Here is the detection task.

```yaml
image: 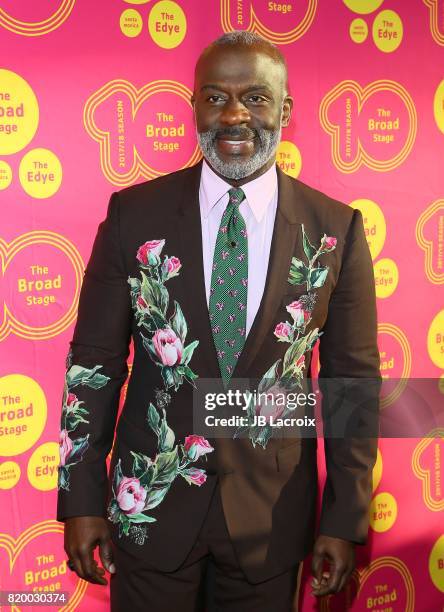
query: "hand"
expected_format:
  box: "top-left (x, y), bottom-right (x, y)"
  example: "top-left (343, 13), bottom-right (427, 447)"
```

top-left (311, 535), bottom-right (355, 597)
top-left (64, 516), bottom-right (115, 585)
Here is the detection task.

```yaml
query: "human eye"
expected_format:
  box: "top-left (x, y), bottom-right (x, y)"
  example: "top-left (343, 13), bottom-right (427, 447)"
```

top-left (246, 94), bottom-right (269, 104)
top-left (206, 94), bottom-right (226, 103)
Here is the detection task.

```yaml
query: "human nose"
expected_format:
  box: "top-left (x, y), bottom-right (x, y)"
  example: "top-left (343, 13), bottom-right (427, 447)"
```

top-left (219, 98), bottom-right (251, 125)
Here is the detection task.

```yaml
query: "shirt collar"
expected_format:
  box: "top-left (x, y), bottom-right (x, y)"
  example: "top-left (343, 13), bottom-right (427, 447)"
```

top-left (200, 159), bottom-right (278, 223)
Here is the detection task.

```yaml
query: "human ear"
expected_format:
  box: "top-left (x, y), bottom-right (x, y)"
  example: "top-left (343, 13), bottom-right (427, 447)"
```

top-left (281, 95), bottom-right (293, 128)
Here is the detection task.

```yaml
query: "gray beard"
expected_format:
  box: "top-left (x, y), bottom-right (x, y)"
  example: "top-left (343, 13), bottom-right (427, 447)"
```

top-left (197, 126), bottom-right (282, 180)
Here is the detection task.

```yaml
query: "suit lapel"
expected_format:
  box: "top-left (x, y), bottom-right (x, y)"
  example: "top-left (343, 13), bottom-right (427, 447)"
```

top-left (173, 161), bottom-right (222, 381)
top-left (233, 167), bottom-right (301, 380)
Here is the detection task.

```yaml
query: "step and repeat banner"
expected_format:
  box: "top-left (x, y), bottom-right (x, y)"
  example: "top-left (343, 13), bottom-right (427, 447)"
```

top-left (0, 1), bottom-right (443, 610)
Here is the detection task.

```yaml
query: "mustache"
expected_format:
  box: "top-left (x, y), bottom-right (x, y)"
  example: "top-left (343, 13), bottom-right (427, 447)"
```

top-left (209, 127), bottom-right (257, 140)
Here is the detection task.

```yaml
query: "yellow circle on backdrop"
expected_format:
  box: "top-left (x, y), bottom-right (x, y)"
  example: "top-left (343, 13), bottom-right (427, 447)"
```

top-left (0, 460), bottom-right (21, 489)
top-left (374, 257), bottom-right (399, 298)
top-left (372, 10), bottom-right (403, 53)
top-left (0, 160), bottom-right (12, 189)
top-left (369, 492), bottom-right (397, 532)
top-left (350, 18), bottom-right (368, 43)
top-left (0, 374), bottom-right (47, 456)
top-left (19, 147), bottom-right (62, 198)
top-left (28, 441), bottom-right (59, 491)
top-left (349, 199), bottom-right (386, 259)
top-left (372, 447), bottom-right (382, 492)
top-left (120, 9), bottom-right (143, 37)
top-left (276, 141), bottom-right (302, 178)
top-left (429, 535), bottom-right (444, 593)
top-left (433, 80), bottom-right (444, 135)
top-left (343, 0), bottom-right (384, 14)
top-left (0, 69), bottom-right (39, 155)
top-left (148, 1), bottom-right (186, 49)
top-left (427, 310), bottom-right (444, 369)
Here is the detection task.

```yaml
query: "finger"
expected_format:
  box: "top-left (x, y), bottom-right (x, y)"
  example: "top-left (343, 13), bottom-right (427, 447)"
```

top-left (316, 563), bottom-right (345, 596)
top-left (78, 547), bottom-right (108, 585)
top-left (69, 556), bottom-right (86, 581)
top-left (311, 574), bottom-right (329, 595)
top-left (311, 551), bottom-right (324, 584)
top-left (99, 536), bottom-right (116, 574)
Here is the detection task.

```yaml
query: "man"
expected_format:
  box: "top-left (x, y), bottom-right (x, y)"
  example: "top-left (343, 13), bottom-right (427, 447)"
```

top-left (57, 31), bottom-right (380, 611)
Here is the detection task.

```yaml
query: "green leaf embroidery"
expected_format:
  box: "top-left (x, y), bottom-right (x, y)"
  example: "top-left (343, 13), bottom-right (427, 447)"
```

top-left (128, 513), bottom-right (157, 524)
top-left (153, 448), bottom-right (180, 485)
top-left (288, 257), bottom-right (309, 285)
top-left (309, 266), bottom-right (328, 289)
top-left (158, 413), bottom-right (175, 452)
top-left (147, 403), bottom-right (160, 434)
top-left (180, 340), bottom-right (199, 365)
top-left (302, 225), bottom-right (318, 261)
top-left (66, 364), bottom-right (110, 390)
top-left (257, 359), bottom-right (281, 394)
top-left (144, 486), bottom-right (171, 510)
top-left (113, 458), bottom-right (123, 494)
top-left (66, 434), bottom-right (90, 464)
top-left (170, 300), bottom-right (187, 343)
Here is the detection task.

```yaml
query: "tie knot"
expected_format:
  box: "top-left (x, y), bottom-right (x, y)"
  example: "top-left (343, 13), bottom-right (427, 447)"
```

top-left (228, 187), bottom-right (245, 207)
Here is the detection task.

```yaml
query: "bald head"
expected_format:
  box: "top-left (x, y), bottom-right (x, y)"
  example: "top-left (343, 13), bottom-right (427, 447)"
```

top-left (195, 30), bottom-right (289, 95)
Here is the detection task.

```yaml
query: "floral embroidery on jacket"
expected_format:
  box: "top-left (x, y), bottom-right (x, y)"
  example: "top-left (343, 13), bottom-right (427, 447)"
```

top-left (107, 239), bottom-right (213, 545)
top-left (128, 239), bottom-right (199, 391)
top-left (234, 226), bottom-right (337, 449)
top-left (58, 360), bottom-right (111, 491)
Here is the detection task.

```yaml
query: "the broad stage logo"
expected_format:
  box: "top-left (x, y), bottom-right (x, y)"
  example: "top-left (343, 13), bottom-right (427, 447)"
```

top-left (84, 79), bottom-right (201, 186)
top-left (320, 80), bottom-right (417, 172)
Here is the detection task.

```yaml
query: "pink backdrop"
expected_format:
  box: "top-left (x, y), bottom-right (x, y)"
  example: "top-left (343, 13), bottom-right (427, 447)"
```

top-left (0, 1), bottom-right (443, 610)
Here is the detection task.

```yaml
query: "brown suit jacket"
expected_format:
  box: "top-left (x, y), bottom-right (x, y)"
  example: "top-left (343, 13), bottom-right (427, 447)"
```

top-left (57, 161), bottom-right (380, 583)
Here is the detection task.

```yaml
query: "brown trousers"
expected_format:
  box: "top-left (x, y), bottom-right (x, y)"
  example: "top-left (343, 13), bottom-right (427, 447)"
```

top-left (110, 482), bottom-right (302, 612)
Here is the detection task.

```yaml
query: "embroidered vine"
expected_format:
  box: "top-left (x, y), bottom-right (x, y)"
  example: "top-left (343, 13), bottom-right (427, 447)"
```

top-left (58, 357), bottom-right (111, 491)
top-left (107, 239), bottom-right (213, 545)
top-left (234, 226), bottom-right (337, 449)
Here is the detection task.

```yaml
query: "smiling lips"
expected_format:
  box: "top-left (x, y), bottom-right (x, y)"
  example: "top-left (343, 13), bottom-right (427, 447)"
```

top-left (216, 135), bottom-right (256, 155)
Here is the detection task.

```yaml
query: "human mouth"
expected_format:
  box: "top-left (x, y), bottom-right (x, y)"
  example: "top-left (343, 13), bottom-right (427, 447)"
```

top-left (216, 136), bottom-right (256, 155)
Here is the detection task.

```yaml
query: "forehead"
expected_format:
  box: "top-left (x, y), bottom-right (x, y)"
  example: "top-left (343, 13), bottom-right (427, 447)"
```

top-left (194, 45), bottom-right (286, 93)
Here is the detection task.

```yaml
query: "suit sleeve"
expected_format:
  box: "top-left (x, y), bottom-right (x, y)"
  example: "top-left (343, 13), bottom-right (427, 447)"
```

top-left (318, 208), bottom-right (381, 544)
top-left (57, 192), bottom-right (132, 521)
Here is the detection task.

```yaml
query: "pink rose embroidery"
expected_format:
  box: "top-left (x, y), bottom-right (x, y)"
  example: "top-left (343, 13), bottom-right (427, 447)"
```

top-left (184, 435), bottom-right (214, 460)
top-left (66, 393), bottom-right (77, 407)
top-left (137, 295), bottom-right (149, 311)
top-left (274, 321), bottom-right (292, 341)
top-left (320, 235), bottom-right (337, 252)
top-left (136, 239), bottom-right (165, 265)
top-left (59, 429), bottom-right (73, 466)
top-left (162, 256), bottom-right (182, 280)
top-left (152, 327), bottom-right (183, 366)
top-left (255, 384), bottom-right (287, 424)
top-left (286, 300), bottom-right (311, 328)
top-left (183, 468), bottom-right (207, 486)
top-left (116, 477), bottom-right (147, 514)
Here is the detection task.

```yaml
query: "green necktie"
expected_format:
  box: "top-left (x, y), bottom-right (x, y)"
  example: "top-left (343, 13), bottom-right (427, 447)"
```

top-left (209, 187), bottom-right (248, 386)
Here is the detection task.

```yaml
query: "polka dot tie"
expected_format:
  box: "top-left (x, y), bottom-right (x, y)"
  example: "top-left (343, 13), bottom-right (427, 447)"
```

top-left (209, 187), bottom-right (248, 386)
